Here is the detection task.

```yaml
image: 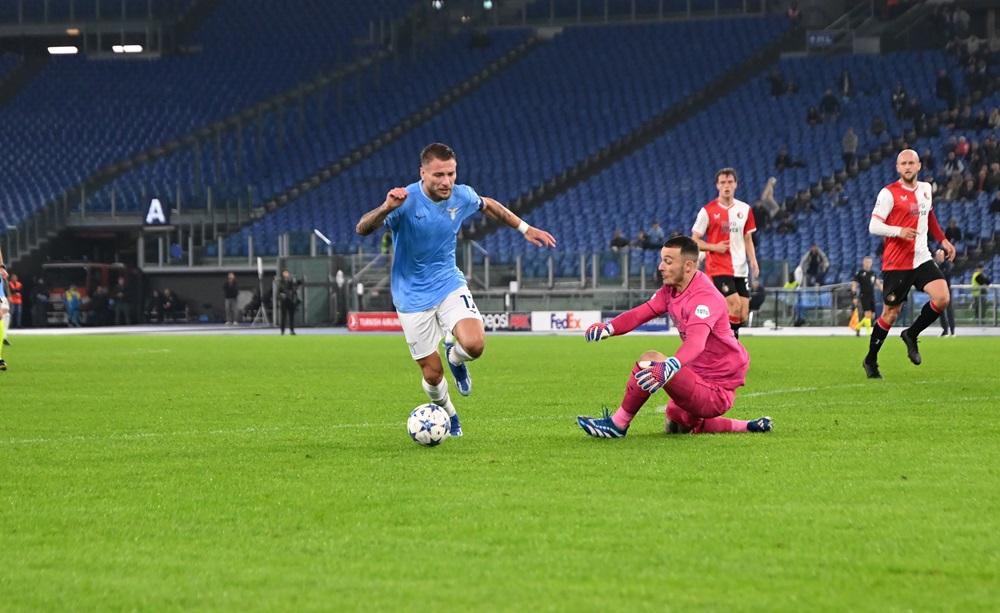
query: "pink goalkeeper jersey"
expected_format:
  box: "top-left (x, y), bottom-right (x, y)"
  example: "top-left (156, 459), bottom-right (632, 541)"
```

top-left (646, 271), bottom-right (749, 389)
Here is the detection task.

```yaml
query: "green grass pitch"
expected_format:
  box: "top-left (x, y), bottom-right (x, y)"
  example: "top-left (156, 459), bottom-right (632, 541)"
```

top-left (2, 334), bottom-right (999, 611)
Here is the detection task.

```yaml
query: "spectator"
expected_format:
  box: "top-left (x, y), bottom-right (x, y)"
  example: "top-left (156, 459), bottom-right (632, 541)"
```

top-left (934, 249), bottom-right (956, 336)
top-left (111, 275), bottom-right (132, 325)
top-left (30, 278), bottom-right (48, 327)
top-left (64, 285), bottom-right (82, 327)
top-left (989, 107), bottom-right (1000, 130)
top-left (632, 230), bottom-right (650, 250)
top-left (954, 136), bottom-right (970, 157)
top-left (146, 290), bottom-right (164, 323)
top-left (838, 68), bottom-right (853, 100)
top-left (842, 127), bottom-right (858, 168)
top-left (223, 272), bottom-right (240, 325)
top-left (942, 151), bottom-right (965, 177)
top-left (921, 148), bottom-right (937, 175)
top-left (990, 192), bottom-right (1000, 214)
top-left (89, 285), bottom-right (110, 326)
top-left (768, 70), bottom-right (787, 97)
top-left (891, 83), bottom-right (908, 117)
top-left (806, 106), bottom-right (821, 126)
top-left (7, 273), bottom-right (22, 328)
top-left (775, 146), bottom-right (805, 170)
top-left (758, 176), bottom-right (780, 220)
top-left (941, 172), bottom-right (964, 201)
top-left (944, 218), bottom-right (963, 244)
top-left (798, 244), bottom-right (829, 287)
top-left (277, 270), bottom-right (301, 335)
top-left (647, 222), bottom-right (665, 246)
top-left (819, 88), bottom-right (840, 118)
top-left (610, 229), bottom-right (630, 252)
top-left (983, 162), bottom-right (1000, 193)
top-left (958, 175), bottom-right (978, 201)
top-left (869, 116), bottom-right (886, 140)
top-left (786, 0), bottom-right (801, 25)
top-left (935, 69), bottom-right (956, 109)
top-left (162, 288), bottom-right (183, 322)
top-left (749, 280), bottom-right (766, 314)
top-left (971, 265), bottom-right (991, 323)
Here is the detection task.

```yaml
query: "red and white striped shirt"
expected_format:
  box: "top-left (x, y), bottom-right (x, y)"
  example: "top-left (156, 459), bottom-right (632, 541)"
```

top-left (870, 180), bottom-right (944, 271)
top-left (692, 198), bottom-right (756, 277)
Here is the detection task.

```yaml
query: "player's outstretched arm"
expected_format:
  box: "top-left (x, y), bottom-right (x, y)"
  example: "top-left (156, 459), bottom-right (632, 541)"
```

top-left (356, 188), bottom-right (407, 236)
top-left (481, 197), bottom-right (556, 248)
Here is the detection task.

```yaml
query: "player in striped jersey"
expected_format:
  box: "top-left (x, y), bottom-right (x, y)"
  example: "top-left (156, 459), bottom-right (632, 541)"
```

top-left (863, 149), bottom-right (955, 379)
top-left (691, 168), bottom-right (759, 338)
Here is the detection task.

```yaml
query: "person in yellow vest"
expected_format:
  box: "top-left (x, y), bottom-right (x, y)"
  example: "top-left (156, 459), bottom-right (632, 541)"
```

top-left (64, 285), bottom-right (83, 327)
top-left (971, 265), bottom-right (991, 324)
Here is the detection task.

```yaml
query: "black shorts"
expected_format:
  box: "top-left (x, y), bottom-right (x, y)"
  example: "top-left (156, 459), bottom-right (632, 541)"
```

top-left (882, 260), bottom-right (945, 306)
top-left (858, 294), bottom-right (876, 313)
top-left (711, 275), bottom-right (750, 298)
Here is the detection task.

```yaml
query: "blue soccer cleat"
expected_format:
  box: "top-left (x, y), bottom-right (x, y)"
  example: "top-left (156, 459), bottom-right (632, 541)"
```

top-left (577, 407), bottom-right (627, 438)
top-left (747, 416), bottom-right (773, 433)
top-left (444, 341), bottom-right (472, 396)
top-left (449, 413), bottom-right (463, 437)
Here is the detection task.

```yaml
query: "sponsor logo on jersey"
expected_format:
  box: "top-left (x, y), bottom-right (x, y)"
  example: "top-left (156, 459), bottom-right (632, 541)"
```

top-left (695, 305), bottom-right (710, 319)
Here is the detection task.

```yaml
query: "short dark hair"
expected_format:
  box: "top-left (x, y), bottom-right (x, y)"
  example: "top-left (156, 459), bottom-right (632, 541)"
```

top-left (663, 235), bottom-right (700, 260)
top-left (421, 143), bottom-right (456, 166)
top-left (715, 167), bottom-right (738, 182)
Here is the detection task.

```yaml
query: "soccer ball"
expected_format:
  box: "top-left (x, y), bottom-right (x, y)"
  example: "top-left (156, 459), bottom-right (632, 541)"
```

top-left (406, 403), bottom-right (450, 446)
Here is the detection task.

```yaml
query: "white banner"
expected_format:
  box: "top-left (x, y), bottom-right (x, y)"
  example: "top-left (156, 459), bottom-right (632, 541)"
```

top-left (530, 310), bottom-right (602, 332)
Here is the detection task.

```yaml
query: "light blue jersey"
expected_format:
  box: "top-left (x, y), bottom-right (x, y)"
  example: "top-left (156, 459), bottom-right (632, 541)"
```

top-left (385, 181), bottom-right (483, 312)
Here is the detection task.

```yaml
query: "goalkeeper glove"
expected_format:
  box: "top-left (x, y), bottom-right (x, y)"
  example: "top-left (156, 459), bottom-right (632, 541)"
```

top-left (634, 357), bottom-right (682, 393)
top-left (585, 322), bottom-right (614, 342)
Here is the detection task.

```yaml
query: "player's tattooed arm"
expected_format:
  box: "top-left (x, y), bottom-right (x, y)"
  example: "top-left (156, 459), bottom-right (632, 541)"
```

top-left (482, 196), bottom-right (557, 248)
top-left (480, 197), bottom-right (520, 227)
top-left (356, 188), bottom-right (408, 235)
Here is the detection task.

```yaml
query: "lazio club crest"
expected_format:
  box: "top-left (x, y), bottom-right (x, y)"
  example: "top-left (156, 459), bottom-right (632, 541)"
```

top-left (448, 207), bottom-right (459, 220)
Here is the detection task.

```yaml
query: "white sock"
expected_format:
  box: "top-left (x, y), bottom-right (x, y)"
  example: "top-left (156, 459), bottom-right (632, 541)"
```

top-left (448, 342), bottom-right (475, 366)
top-left (422, 378), bottom-right (456, 416)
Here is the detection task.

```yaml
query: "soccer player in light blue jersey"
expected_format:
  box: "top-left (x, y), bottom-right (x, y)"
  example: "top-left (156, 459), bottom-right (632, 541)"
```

top-left (356, 143), bottom-right (556, 436)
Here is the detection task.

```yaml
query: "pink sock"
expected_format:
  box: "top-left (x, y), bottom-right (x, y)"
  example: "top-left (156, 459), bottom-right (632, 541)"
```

top-left (612, 363), bottom-right (649, 430)
top-left (698, 417), bottom-right (749, 433)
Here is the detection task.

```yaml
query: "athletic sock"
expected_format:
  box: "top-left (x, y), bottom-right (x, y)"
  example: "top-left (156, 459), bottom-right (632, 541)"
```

top-left (730, 322), bottom-right (741, 338)
top-left (611, 362), bottom-right (650, 430)
top-left (448, 342), bottom-right (475, 366)
top-left (866, 317), bottom-right (891, 363)
top-left (422, 378), bottom-right (456, 417)
top-left (907, 301), bottom-right (942, 338)
top-left (0, 318), bottom-right (5, 359)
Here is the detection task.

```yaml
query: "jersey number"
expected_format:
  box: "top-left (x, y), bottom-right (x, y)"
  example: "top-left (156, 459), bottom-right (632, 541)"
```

top-left (460, 294), bottom-right (479, 313)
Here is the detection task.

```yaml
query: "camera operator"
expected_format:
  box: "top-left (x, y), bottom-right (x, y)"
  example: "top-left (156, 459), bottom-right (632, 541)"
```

top-left (277, 269), bottom-right (302, 335)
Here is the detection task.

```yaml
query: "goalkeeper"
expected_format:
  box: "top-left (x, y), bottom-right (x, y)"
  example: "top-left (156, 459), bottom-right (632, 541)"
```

top-left (577, 236), bottom-right (772, 437)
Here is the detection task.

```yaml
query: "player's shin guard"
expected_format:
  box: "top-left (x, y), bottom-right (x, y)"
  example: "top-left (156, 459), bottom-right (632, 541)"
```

top-left (422, 378), bottom-right (457, 417)
top-left (611, 362), bottom-right (651, 431)
top-left (907, 301), bottom-right (942, 338)
top-left (866, 316), bottom-right (891, 363)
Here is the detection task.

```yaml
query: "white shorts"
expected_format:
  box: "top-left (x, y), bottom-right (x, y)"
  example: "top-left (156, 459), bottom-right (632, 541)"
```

top-left (398, 286), bottom-right (483, 360)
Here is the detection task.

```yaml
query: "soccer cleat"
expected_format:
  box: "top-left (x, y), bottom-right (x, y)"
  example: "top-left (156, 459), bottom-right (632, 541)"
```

top-left (577, 407), bottom-right (627, 438)
top-left (747, 416), bottom-right (773, 433)
top-left (863, 359), bottom-right (882, 379)
top-left (449, 413), bottom-right (463, 437)
top-left (900, 329), bottom-right (921, 365)
top-left (2, 337), bottom-right (9, 346)
top-left (0, 359), bottom-right (6, 371)
top-left (443, 341), bottom-right (472, 396)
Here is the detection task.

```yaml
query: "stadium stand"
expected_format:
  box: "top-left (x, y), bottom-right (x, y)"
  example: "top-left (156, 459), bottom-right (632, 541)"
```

top-left (220, 16), bottom-right (790, 257)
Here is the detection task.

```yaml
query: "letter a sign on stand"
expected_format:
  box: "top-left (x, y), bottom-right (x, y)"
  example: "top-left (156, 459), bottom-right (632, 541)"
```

top-left (144, 198), bottom-right (170, 226)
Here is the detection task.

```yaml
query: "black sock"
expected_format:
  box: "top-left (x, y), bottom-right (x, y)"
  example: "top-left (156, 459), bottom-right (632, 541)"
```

top-left (866, 321), bottom-right (889, 363)
top-left (907, 302), bottom-right (941, 338)
top-left (730, 322), bottom-right (741, 338)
